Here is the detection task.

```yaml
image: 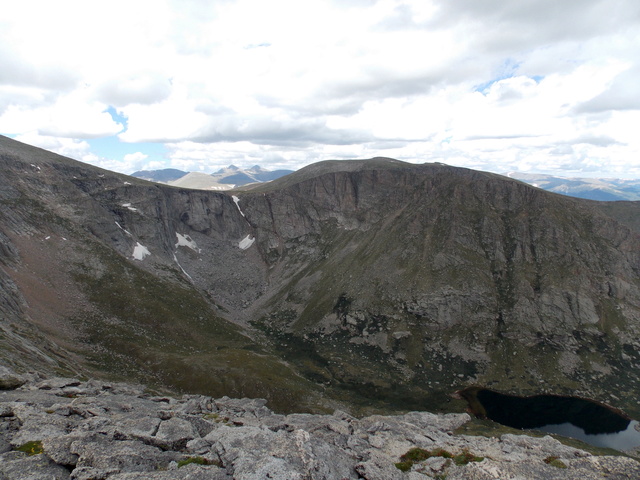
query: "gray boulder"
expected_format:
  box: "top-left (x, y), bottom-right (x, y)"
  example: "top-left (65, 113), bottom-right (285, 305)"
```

top-left (0, 366), bottom-right (26, 390)
top-left (152, 417), bottom-right (199, 451)
top-left (0, 451), bottom-right (70, 480)
top-left (71, 436), bottom-right (181, 473)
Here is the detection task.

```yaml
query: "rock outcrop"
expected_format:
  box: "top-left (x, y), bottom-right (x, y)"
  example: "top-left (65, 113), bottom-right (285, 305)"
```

top-left (1, 373), bottom-right (639, 480)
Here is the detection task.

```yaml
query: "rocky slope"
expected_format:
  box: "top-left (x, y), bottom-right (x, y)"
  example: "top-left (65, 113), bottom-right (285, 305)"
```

top-left (1, 369), bottom-right (639, 480)
top-left (1, 135), bottom-right (640, 419)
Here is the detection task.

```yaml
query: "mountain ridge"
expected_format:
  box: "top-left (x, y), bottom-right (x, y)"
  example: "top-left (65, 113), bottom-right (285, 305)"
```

top-left (132, 164), bottom-right (294, 190)
top-left (506, 171), bottom-right (640, 201)
top-left (133, 163), bottom-right (640, 202)
top-left (1, 134), bottom-right (639, 419)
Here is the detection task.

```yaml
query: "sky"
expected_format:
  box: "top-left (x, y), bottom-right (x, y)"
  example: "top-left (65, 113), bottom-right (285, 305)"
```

top-left (1, 0), bottom-right (640, 178)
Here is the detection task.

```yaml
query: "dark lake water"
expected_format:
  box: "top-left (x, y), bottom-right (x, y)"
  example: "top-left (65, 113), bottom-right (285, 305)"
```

top-left (459, 387), bottom-right (640, 451)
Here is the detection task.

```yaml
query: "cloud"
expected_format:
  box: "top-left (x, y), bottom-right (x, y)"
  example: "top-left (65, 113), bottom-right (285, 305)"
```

top-left (429, 0), bottom-right (640, 45)
top-left (193, 116), bottom-right (374, 147)
top-left (570, 135), bottom-right (622, 147)
top-left (0, 45), bottom-right (78, 91)
top-left (574, 65), bottom-right (640, 113)
top-left (14, 133), bottom-right (93, 160)
top-left (1, 0), bottom-right (639, 179)
top-left (121, 104), bottom-right (373, 148)
top-left (94, 74), bottom-right (173, 107)
top-left (124, 151), bottom-right (149, 163)
top-left (0, 90), bottom-right (123, 139)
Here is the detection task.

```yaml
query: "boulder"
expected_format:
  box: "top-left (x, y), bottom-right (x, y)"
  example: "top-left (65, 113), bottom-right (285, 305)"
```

top-left (0, 451), bottom-right (70, 480)
top-left (0, 366), bottom-right (26, 390)
top-left (152, 417), bottom-right (199, 451)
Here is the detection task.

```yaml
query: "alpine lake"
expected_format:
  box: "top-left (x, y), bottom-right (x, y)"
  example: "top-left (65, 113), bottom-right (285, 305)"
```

top-left (458, 387), bottom-right (640, 451)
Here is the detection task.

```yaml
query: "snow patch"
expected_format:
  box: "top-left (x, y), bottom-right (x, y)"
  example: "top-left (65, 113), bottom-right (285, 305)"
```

top-left (115, 222), bottom-right (132, 236)
top-left (132, 242), bottom-right (150, 261)
top-left (239, 234), bottom-right (255, 250)
top-left (232, 195), bottom-right (246, 217)
top-left (45, 236), bottom-right (50, 240)
top-left (122, 203), bottom-right (138, 212)
top-left (124, 181), bottom-right (131, 185)
top-left (173, 253), bottom-right (193, 281)
top-left (175, 233), bottom-right (200, 252)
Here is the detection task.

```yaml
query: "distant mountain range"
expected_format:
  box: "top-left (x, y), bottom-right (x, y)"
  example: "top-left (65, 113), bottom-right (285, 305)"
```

top-left (506, 172), bottom-right (640, 201)
top-left (133, 166), bottom-right (640, 201)
top-left (132, 165), bottom-right (294, 190)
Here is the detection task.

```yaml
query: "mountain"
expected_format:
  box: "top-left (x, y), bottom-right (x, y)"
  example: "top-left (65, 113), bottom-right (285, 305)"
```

top-left (130, 168), bottom-right (189, 182)
top-left (506, 172), bottom-right (640, 201)
top-left (1, 135), bottom-right (640, 419)
top-left (131, 165), bottom-right (294, 190)
top-left (245, 164), bottom-right (296, 182)
top-left (166, 172), bottom-right (236, 190)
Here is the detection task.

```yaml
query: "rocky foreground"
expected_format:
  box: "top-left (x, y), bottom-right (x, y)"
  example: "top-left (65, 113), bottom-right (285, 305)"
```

top-left (1, 368), bottom-right (639, 480)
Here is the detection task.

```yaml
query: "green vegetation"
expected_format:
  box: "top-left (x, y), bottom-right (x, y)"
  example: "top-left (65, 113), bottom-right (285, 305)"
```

top-left (16, 441), bottom-right (44, 456)
top-left (395, 447), bottom-right (483, 472)
top-left (203, 413), bottom-right (233, 425)
top-left (394, 460), bottom-right (413, 472)
top-left (403, 447), bottom-right (444, 462)
top-left (452, 450), bottom-right (485, 466)
top-left (177, 456), bottom-right (220, 468)
top-left (544, 456), bottom-right (568, 468)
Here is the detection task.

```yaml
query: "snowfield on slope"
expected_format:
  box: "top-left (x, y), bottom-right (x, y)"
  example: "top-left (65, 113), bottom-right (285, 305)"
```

top-left (239, 235), bottom-right (255, 250)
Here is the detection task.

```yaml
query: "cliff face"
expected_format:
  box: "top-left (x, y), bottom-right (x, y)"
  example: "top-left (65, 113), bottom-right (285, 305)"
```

top-left (233, 161), bottom-right (640, 413)
top-left (1, 135), bottom-right (639, 416)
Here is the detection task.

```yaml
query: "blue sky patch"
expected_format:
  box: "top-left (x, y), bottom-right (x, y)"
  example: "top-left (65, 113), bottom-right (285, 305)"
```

top-left (88, 135), bottom-right (166, 163)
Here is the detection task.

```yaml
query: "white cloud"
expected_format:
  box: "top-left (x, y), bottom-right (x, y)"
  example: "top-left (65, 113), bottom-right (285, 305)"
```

top-left (123, 152), bottom-right (149, 166)
top-left (14, 132), bottom-right (93, 160)
top-left (95, 73), bottom-right (173, 107)
top-left (574, 64), bottom-right (640, 113)
top-left (0, 88), bottom-right (123, 138)
top-left (1, 0), bottom-right (639, 178)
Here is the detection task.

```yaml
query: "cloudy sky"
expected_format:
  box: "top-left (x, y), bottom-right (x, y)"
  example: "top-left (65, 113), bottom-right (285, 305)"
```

top-left (2, 0), bottom-right (640, 178)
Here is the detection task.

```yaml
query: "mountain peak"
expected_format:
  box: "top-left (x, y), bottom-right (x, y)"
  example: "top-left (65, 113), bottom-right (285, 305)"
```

top-left (131, 164), bottom-right (294, 190)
